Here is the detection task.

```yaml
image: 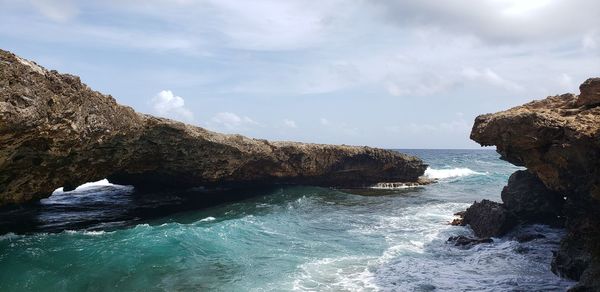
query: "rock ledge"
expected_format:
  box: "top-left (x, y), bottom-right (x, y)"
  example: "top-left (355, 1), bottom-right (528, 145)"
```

top-left (0, 49), bottom-right (427, 206)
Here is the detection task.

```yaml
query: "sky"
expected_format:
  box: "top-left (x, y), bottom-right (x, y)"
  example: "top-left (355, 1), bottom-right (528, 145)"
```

top-left (0, 0), bottom-right (598, 148)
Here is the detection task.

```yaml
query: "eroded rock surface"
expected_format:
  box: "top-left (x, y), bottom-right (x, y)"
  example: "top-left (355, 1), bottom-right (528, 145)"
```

top-left (462, 199), bottom-right (516, 238)
top-left (470, 78), bottom-right (600, 290)
top-left (447, 235), bottom-right (493, 248)
top-left (0, 49), bottom-right (427, 206)
top-left (501, 170), bottom-right (564, 225)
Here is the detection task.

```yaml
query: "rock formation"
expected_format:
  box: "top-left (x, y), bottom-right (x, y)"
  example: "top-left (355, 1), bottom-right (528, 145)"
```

top-left (461, 199), bottom-right (516, 238)
top-left (501, 170), bottom-right (564, 225)
top-left (469, 78), bottom-right (600, 291)
top-left (447, 235), bottom-right (493, 248)
top-left (455, 171), bottom-right (563, 238)
top-left (0, 49), bottom-right (427, 206)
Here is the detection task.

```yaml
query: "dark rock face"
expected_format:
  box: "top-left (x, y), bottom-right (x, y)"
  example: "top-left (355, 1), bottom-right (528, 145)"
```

top-left (447, 235), bottom-right (493, 248)
top-left (571, 262), bottom-right (600, 292)
top-left (501, 170), bottom-right (564, 225)
top-left (462, 199), bottom-right (517, 238)
top-left (551, 233), bottom-right (592, 281)
top-left (470, 78), bottom-right (600, 289)
top-left (0, 49), bottom-right (427, 206)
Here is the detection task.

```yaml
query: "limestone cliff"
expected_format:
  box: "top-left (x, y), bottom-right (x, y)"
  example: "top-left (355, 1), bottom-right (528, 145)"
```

top-left (470, 78), bottom-right (600, 291)
top-left (0, 49), bottom-right (427, 206)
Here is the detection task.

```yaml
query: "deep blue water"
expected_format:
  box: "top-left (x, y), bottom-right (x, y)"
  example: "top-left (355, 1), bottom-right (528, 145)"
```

top-left (0, 149), bottom-right (574, 291)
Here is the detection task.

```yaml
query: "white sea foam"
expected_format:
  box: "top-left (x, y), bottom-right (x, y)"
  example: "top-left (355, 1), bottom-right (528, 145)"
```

top-left (0, 232), bottom-right (19, 241)
top-left (424, 167), bottom-right (484, 179)
top-left (293, 202), bottom-right (470, 291)
top-left (65, 230), bottom-right (110, 236)
top-left (370, 182), bottom-right (422, 190)
top-left (82, 230), bottom-right (108, 236)
top-left (199, 217), bottom-right (216, 222)
top-left (292, 256), bottom-right (379, 291)
top-left (53, 179), bottom-right (132, 194)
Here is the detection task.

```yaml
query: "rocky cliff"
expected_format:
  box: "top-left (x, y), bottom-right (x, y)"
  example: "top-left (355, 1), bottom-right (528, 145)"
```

top-left (469, 78), bottom-right (600, 291)
top-left (0, 49), bottom-right (427, 206)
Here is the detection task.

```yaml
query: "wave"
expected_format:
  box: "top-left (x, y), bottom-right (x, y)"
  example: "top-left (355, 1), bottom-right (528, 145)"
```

top-left (424, 167), bottom-right (485, 179)
top-left (370, 182), bottom-right (422, 190)
top-left (293, 256), bottom-right (379, 291)
top-left (0, 232), bottom-right (19, 241)
top-left (53, 179), bottom-right (133, 194)
top-left (199, 217), bottom-right (216, 222)
top-left (65, 230), bottom-right (111, 236)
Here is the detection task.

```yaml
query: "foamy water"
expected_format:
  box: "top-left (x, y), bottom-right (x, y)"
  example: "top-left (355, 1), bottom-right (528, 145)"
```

top-left (53, 179), bottom-right (132, 194)
top-left (424, 167), bottom-right (485, 179)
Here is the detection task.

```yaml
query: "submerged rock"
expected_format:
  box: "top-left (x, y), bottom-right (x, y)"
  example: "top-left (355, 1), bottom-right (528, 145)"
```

top-left (470, 77), bottom-right (600, 289)
top-left (0, 49), bottom-right (427, 206)
top-left (447, 235), bottom-right (493, 248)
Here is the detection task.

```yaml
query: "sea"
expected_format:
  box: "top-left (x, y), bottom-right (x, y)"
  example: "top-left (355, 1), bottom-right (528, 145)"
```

top-left (0, 149), bottom-right (575, 291)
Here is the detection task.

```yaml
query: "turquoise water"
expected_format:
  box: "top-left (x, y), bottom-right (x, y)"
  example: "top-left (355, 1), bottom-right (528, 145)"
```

top-left (0, 150), bottom-right (575, 291)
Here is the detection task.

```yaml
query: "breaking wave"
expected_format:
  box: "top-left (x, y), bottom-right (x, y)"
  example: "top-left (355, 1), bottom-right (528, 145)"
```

top-left (53, 179), bottom-right (132, 194)
top-left (424, 167), bottom-right (485, 179)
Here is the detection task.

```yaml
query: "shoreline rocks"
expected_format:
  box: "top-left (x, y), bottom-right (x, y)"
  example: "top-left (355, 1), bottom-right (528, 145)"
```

top-left (447, 235), bottom-right (493, 248)
top-left (461, 199), bottom-right (517, 238)
top-left (467, 78), bottom-right (600, 291)
top-left (501, 170), bottom-right (564, 226)
top-left (0, 49), bottom-right (427, 206)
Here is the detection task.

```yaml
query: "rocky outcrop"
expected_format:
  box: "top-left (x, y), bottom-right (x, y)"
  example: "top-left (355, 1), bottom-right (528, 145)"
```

top-left (447, 235), bottom-right (493, 248)
top-left (501, 170), bottom-right (564, 225)
top-left (462, 199), bottom-right (516, 238)
top-left (470, 78), bottom-right (600, 290)
top-left (456, 171), bottom-right (561, 238)
top-left (0, 49), bottom-right (427, 206)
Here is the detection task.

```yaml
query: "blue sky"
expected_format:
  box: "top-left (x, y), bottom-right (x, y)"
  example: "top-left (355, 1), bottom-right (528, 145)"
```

top-left (1, 0), bottom-right (599, 148)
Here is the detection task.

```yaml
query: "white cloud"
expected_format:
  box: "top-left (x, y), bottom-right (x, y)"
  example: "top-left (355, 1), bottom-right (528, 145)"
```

top-left (319, 118), bottom-right (330, 126)
top-left (461, 67), bottom-right (522, 91)
top-left (211, 112), bottom-right (258, 130)
top-left (151, 90), bottom-right (194, 122)
top-left (387, 113), bottom-right (471, 134)
top-left (377, 0), bottom-right (600, 44)
top-left (283, 119), bottom-right (297, 128)
top-left (583, 31), bottom-right (598, 51)
top-left (385, 73), bottom-right (457, 97)
top-left (558, 73), bottom-right (576, 92)
top-left (29, 0), bottom-right (78, 22)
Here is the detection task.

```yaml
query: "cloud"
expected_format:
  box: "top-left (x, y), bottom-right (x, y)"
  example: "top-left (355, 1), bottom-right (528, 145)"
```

top-left (385, 73), bottom-right (458, 97)
top-left (283, 119), bottom-right (297, 128)
top-left (387, 113), bottom-right (471, 134)
top-left (583, 31), bottom-right (598, 51)
top-left (210, 112), bottom-right (258, 130)
top-left (558, 73), bottom-right (576, 92)
top-left (461, 67), bottom-right (522, 91)
top-left (151, 90), bottom-right (194, 122)
top-left (29, 0), bottom-right (78, 22)
top-left (376, 0), bottom-right (600, 44)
